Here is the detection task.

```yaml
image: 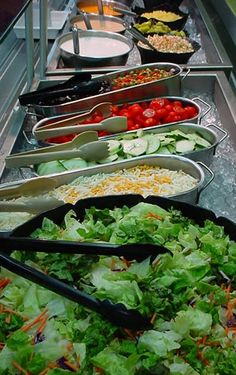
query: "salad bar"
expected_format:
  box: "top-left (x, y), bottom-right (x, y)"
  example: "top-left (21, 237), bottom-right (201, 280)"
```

top-left (0, 0), bottom-right (236, 373)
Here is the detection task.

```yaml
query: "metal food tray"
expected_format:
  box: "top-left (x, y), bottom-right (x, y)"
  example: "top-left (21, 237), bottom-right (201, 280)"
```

top-left (45, 0), bottom-right (232, 75)
top-left (0, 71), bottom-right (236, 221)
top-left (31, 62), bottom-right (183, 117)
top-left (0, 154), bottom-right (214, 205)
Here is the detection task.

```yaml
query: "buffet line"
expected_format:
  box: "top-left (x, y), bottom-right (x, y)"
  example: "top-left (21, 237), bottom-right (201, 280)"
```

top-left (0, 0), bottom-right (236, 374)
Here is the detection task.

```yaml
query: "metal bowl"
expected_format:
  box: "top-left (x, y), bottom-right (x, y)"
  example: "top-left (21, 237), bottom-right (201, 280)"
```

top-left (57, 30), bottom-right (133, 68)
top-left (76, 0), bottom-right (130, 17)
top-left (70, 14), bottom-right (126, 34)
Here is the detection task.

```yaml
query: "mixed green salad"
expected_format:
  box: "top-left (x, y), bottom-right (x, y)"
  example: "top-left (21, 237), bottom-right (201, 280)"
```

top-left (1, 202), bottom-right (236, 374)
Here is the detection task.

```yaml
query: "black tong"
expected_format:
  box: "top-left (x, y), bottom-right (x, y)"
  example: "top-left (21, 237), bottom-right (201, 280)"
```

top-left (0, 237), bottom-right (170, 330)
top-left (18, 74), bottom-right (103, 106)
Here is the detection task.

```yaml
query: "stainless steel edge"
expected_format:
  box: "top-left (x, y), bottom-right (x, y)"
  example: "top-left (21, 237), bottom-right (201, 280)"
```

top-left (194, 0), bottom-right (232, 68)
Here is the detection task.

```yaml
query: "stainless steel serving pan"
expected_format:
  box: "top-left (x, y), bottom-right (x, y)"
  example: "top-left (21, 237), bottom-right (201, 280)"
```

top-left (30, 63), bottom-right (184, 117)
top-left (102, 123), bottom-right (228, 166)
top-left (57, 31), bottom-right (134, 68)
top-left (0, 155), bottom-right (214, 204)
top-left (31, 95), bottom-right (210, 146)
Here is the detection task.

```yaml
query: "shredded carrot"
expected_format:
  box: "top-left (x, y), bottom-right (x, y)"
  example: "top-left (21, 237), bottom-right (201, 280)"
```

top-left (120, 257), bottom-right (131, 268)
top-left (64, 360), bottom-right (78, 371)
top-left (12, 361), bottom-right (30, 375)
top-left (150, 312), bottom-right (157, 325)
top-left (0, 304), bottom-right (28, 320)
top-left (110, 257), bottom-right (116, 271)
top-left (197, 336), bottom-right (208, 345)
top-left (95, 368), bottom-right (104, 374)
top-left (197, 350), bottom-right (209, 366)
top-left (124, 328), bottom-right (136, 340)
top-left (145, 212), bottom-right (163, 220)
top-left (21, 308), bottom-right (48, 332)
top-left (36, 316), bottom-right (48, 334)
top-left (66, 342), bottom-right (73, 351)
top-left (0, 278), bottom-right (10, 289)
top-left (5, 315), bottom-right (11, 324)
top-left (39, 363), bottom-right (58, 375)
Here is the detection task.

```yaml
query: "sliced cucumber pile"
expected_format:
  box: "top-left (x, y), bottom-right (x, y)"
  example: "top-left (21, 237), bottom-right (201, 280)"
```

top-left (36, 129), bottom-right (211, 176)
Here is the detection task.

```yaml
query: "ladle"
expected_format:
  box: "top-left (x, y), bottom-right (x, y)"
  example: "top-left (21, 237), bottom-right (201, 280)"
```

top-left (81, 11), bottom-right (92, 29)
top-left (97, 0), bottom-right (104, 15)
top-left (72, 26), bottom-right (80, 54)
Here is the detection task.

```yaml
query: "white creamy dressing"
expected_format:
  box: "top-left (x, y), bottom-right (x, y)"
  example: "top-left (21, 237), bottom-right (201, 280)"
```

top-left (60, 36), bottom-right (130, 58)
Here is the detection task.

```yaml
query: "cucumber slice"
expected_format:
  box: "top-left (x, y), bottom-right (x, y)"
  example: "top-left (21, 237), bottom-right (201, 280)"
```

top-left (142, 135), bottom-right (160, 154)
top-left (176, 140), bottom-right (196, 153)
top-left (62, 158), bottom-right (88, 171)
top-left (188, 134), bottom-right (211, 148)
top-left (122, 139), bottom-right (148, 156)
top-left (87, 161), bottom-right (98, 167)
top-left (98, 154), bottom-right (119, 164)
top-left (36, 160), bottom-right (66, 176)
top-left (108, 140), bottom-right (121, 155)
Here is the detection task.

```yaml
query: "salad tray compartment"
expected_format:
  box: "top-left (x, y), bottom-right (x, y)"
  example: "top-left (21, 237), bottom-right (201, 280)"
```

top-left (0, 155), bottom-right (214, 204)
top-left (2, 194), bottom-right (236, 246)
top-left (103, 123), bottom-right (228, 166)
top-left (30, 63), bottom-right (183, 117)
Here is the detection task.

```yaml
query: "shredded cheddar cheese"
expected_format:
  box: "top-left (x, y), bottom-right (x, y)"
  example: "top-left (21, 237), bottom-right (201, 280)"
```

top-left (52, 165), bottom-right (198, 204)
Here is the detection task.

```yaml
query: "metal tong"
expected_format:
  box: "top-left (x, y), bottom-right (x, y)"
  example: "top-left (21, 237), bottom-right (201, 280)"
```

top-left (0, 241), bottom-right (170, 329)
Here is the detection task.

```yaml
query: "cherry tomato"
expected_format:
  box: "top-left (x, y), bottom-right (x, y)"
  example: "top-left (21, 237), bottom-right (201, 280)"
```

top-left (172, 100), bottom-right (182, 107)
top-left (173, 106), bottom-right (185, 116)
top-left (118, 109), bottom-right (131, 119)
top-left (128, 103), bottom-right (143, 117)
top-left (143, 108), bottom-right (156, 119)
top-left (127, 119), bottom-right (134, 130)
top-left (184, 106), bottom-right (198, 119)
top-left (150, 98), bottom-right (169, 110)
top-left (144, 118), bottom-right (158, 127)
top-left (92, 115), bottom-right (104, 123)
top-left (155, 108), bottom-right (168, 119)
top-left (165, 104), bottom-right (174, 112)
top-left (134, 115), bottom-right (145, 127)
top-left (112, 105), bottom-right (119, 115)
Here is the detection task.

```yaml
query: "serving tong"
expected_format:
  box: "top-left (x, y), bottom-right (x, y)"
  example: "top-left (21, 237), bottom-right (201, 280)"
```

top-left (19, 74), bottom-right (96, 106)
top-left (0, 237), bottom-right (170, 329)
top-left (34, 116), bottom-right (128, 141)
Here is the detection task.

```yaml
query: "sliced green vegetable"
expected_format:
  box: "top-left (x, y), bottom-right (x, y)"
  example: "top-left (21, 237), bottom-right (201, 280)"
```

top-left (61, 158), bottom-right (88, 171)
top-left (122, 139), bottom-right (148, 156)
top-left (176, 140), bottom-right (196, 153)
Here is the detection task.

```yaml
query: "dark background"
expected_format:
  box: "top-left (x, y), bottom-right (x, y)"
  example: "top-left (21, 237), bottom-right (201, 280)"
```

top-left (0, 0), bottom-right (32, 37)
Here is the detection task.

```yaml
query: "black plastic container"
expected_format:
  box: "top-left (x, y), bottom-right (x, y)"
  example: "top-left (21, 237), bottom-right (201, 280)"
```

top-left (3, 194), bottom-right (236, 244)
top-left (142, 0), bottom-right (183, 9)
top-left (133, 4), bottom-right (188, 31)
top-left (137, 38), bottom-right (200, 64)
